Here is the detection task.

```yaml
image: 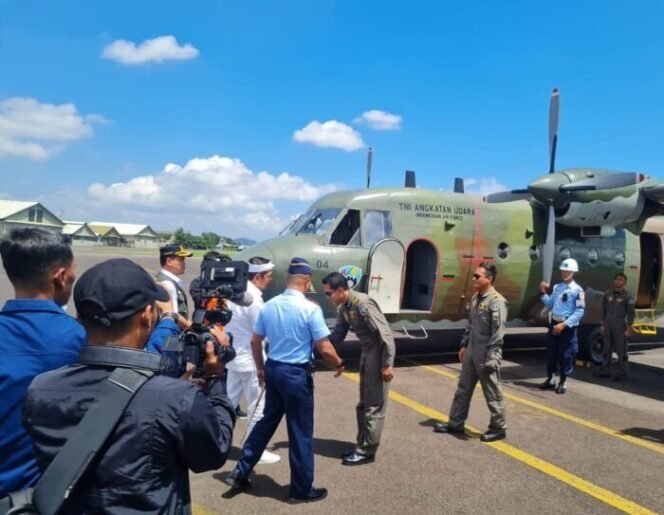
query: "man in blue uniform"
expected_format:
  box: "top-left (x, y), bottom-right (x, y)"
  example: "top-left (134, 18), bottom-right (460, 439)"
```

top-left (0, 229), bottom-right (85, 496)
top-left (224, 257), bottom-right (346, 504)
top-left (538, 258), bottom-right (585, 394)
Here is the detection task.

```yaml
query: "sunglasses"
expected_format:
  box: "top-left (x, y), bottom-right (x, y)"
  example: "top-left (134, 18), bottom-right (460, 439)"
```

top-left (324, 291), bottom-right (333, 297)
top-left (472, 273), bottom-right (487, 280)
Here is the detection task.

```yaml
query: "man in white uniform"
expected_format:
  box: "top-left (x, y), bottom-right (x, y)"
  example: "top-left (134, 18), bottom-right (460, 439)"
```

top-left (226, 256), bottom-right (280, 464)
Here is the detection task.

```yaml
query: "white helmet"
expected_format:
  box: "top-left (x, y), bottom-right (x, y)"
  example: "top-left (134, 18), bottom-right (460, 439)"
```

top-left (559, 258), bottom-right (579, 272)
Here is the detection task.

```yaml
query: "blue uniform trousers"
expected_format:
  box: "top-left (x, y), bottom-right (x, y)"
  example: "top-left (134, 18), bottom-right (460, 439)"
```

top-left (545, 324), bottom-right (578, 377)
top-left (236, 359), bottom-right (314, 497)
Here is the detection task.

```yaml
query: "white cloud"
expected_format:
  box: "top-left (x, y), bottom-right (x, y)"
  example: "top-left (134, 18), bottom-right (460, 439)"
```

top-left (86, 155), bottom-right (338, 235)
top-left (354, 110), bottom-right (402, 130)
top-left (101, 35), bottom-right (199, 65)
top-left (0, 97), bottom-right (108, 160)
top-left (463, 177), bottom-right (508, 196)
top-left (293, 120), bottom-right (364, 151)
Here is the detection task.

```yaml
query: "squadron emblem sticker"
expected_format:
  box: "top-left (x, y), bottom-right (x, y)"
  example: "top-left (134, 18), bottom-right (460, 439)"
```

top-left (338, 265), bottom-right (363, 289)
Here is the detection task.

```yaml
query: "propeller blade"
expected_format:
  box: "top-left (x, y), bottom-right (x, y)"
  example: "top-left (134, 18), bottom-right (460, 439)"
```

top-left (366, 147), bottom-right (373, 188)
top-left (558, 172), bottom-right (642, 193)
top-left (548, 88), bottom-right (560, 174)
top-left (543, 205), bottom-right (555, 283)
top-left (483, 190), bottom-right (530, 203)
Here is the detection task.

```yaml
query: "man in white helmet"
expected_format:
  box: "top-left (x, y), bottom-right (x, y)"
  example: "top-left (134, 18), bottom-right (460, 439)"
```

top-left (538, 258), bottom-right (585, 394)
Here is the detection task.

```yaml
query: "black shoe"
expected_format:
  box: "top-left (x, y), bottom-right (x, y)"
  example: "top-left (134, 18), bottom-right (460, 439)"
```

top-left (342, 452), bottom-right (375, 466)
top-left (433, 422), bottom-right (465, 434)
top-left (288, 487), bottom-right (328, 504)
top-left (223, 469), bottom-right (252, 491)
top-left (538, 379), bottom-right (556, 390)
top-left (480, 429), bottom-right (506, 443)
top-left (235, 406), bottom-right (248, 420)
top-left (340, 448), bottom-right (355, 458)
top-left (555, 383), bottom-right (567, 394)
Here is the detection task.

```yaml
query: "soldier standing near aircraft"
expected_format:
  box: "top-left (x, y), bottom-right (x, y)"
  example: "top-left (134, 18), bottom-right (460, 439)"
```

top-left (538, 258), bottom-right (585, 394)
top-left (596, 272), bottom-right (635, 381)
top-left (322, 272), bottom-right (395, 465)
top-left (433, 262), bottom-right (508, 443)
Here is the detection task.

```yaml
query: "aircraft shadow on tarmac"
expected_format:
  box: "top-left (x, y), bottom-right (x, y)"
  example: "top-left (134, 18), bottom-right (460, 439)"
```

top-left (318, 344), bottom-right (664, 403)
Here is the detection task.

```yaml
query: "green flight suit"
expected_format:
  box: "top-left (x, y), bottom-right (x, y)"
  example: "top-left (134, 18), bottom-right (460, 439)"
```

top-left (330, 291), bottom-right (396, 455)
top-left (600, 290), bottom-right (635, 378)
top-left (449, 287), bottom-right (507, 431)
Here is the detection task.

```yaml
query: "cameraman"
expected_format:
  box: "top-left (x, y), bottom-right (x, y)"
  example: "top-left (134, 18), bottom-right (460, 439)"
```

top-left (226, 256), bottom-right (280, 465)
top-left (22, 258), bottom-right (235, 513)
top-left (0, 229), bottom-right (85, 497)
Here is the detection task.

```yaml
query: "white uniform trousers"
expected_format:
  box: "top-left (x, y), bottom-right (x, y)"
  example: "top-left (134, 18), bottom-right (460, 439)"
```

top-left (227, 368), bottom-right (265, 436)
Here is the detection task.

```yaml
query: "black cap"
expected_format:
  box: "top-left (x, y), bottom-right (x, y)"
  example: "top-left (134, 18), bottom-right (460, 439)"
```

top-left (288, 257), bottom-right (313, 275)
top-left (75, 258), bottom-right (170, 326)
top-left (159, 244), bottom-right (193, 258)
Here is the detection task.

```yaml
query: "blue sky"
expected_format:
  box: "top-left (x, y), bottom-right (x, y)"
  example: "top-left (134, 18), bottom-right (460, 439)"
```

top-left (2, 0), bottom-right (664, 237)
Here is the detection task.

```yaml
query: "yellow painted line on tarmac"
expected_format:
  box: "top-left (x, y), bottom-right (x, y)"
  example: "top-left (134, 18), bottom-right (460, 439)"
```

top-left (342, 371), bottom-right (657, 515)
top-left (192, 503), bottom-right (219, 515)
top-left (400, 358), bottom-right (664, 457)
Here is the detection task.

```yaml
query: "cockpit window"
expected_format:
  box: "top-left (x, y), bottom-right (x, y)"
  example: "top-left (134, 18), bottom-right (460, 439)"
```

top-left (330, 209), bottom-right (361, 246)
top-left (363, 210), bottom-right (392, 247)
top-left (280, 215), bottom-right (302, 235)
top-left (292, 208), bottom-right (341, 235)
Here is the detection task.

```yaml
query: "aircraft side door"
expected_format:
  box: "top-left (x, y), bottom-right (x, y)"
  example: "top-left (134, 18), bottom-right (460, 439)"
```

top-left (367, 238), bottom-right (405, 313)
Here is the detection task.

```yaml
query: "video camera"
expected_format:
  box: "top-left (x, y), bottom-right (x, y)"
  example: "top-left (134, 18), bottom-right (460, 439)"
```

top-left (166, 258), bottom-right (250, 377)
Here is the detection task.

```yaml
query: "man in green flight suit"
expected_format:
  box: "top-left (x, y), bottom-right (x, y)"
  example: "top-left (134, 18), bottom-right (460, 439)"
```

top-left (433, 262), bottom-right (508, 443)
top-left (322, 272), bottom-right (395, 466)
top-left (596, 272), bottom-right (635, 381)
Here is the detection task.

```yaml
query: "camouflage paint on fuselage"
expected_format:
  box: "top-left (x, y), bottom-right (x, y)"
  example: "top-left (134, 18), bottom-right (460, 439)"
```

top-left (235, 188), bottom-right (664, 331)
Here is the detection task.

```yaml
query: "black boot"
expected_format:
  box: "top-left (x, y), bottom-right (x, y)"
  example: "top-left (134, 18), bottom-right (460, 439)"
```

top-left (538, 377), bottom-right (556, 390)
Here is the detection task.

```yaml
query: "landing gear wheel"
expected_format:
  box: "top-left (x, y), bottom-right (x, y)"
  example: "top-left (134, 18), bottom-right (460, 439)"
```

top-left (578, 326), bottom-right (603, 365)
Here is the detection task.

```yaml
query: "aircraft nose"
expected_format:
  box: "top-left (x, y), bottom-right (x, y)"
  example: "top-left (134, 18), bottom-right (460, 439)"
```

top-left (235, 243), bottom-right (276, 265)
top-left (528, 173), bottom-right (571, 204)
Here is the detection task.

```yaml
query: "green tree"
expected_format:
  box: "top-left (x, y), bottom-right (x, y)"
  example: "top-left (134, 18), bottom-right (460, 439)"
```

top-left (201, 231), bottom-right (221, 249)
top-left (173, 227), bottom-right (187, 246)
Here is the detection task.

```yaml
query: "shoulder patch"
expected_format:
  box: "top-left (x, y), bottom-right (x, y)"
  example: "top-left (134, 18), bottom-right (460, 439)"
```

top-left (358, 304), bottom-right (369, 317)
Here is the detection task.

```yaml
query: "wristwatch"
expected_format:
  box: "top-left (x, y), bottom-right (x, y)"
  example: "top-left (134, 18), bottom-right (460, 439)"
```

top-left (336, 360), bottom-right (345, 369)
top-left (160, 312), bottom-right (179, 323)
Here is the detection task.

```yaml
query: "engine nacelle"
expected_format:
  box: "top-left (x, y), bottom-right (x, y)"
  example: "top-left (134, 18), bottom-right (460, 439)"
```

top-left (555, 191), bottom-right (644, 227)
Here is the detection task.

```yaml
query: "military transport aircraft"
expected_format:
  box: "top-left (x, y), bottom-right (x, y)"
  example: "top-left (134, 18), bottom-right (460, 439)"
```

top-left (235, 89), bottom-right (664, 363)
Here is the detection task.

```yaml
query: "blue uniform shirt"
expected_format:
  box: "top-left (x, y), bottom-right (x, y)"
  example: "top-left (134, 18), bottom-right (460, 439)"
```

top-left (0, 299), bottom-right (86, 495)
top-left (145, 318), bottom-right (180, 354)
top-left (254, 289), bottom-right (331, 364)
top-left (541, 280), bottom-right (585, 328)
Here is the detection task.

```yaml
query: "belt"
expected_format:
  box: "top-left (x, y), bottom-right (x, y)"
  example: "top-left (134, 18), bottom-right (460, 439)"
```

top-left (552, 316), bottom-right (568, 322)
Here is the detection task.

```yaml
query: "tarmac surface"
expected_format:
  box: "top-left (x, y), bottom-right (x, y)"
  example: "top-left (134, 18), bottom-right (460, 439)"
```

top-left (2, 249), bottom-right (663, 514)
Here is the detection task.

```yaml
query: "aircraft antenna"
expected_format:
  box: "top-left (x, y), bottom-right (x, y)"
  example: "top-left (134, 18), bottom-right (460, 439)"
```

top-left (366, 147), bottom-right (373, 188)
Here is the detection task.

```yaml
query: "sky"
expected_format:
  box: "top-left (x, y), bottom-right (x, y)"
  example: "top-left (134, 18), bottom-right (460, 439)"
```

top-left (2, 0), bottom-right (664, 238)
